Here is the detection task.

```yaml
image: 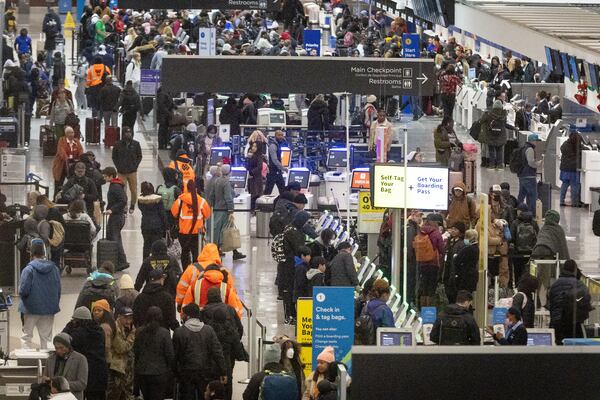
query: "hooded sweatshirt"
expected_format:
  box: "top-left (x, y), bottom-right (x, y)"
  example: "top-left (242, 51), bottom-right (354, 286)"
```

top-left (533, 210), bottom-right (570, 260)
top-left (75, 271), bottom-right (118, 310)
top-left (183, 267), bottom-right (244, 318)
top-left (132, 282), bottom-right (179, 331)
top-left (19, 259), bottom-right (61, 315)
top-left (176, 243), bottom-right (222, 306)
top-left (170, 191), bottom-right (211, 235)
top-left (447, 182), bottom-right (476, 227)
top-left (306, 269), bottom-right (325, 297)
top-left (136, 239), bottom-right (181, 296)
top-left (172, 317), bottom-right (225, 376)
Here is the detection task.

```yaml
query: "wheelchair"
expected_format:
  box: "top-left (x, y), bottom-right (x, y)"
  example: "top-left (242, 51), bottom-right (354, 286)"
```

top-left (61, 220), bottom-right (93, 274)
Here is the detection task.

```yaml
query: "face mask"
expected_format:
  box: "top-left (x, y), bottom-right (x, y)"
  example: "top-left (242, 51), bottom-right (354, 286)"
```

top-left (286, 348), bottom-right (294, 359)
top-left (463, 239), bottom-right (470, 246)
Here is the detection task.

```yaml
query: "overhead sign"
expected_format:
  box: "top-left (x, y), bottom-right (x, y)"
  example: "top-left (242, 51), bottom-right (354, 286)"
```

top-left (118, 0), bottom-right (280, 10)
top-left (370, 164), bottom-right (449, 210)
top-left (402, 33), bottom-right (420, 58)
top-left (139, 69), bottom-right (160, 97)
top-left (312, 287), bottom-right (355, 373)
top-left (304, 29), bottom-right (321, 56)
top-left (162, 56), bottom-right (435, 96)
top-left (198, 27), bottom-right (216, 57)
top-left (296, 298), bottom-right (313, 377)
top-left (357, 191), bottom-right (385, 234)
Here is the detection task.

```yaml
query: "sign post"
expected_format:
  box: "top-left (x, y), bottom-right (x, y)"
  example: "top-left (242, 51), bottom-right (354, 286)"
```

top-left (358, 191), bottom-right (385, 261)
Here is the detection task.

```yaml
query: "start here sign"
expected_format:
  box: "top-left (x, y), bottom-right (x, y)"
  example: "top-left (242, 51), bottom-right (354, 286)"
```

top-left (371, 164), bottom-right (449, 210)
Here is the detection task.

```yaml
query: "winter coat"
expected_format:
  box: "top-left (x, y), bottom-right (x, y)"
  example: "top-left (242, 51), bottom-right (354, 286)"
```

top-left (365, 298), bottom-right (395, 330)
top-left (97, 83), bottom-right (121, 112)
top-left (433, 125), bottom-right (453, 166)
top-left (172, 318), bottom-right (226, 377)
top-left (136, 253), bottom-right (181, 298)
top-left (510, 212), bottom-right (539, 254)
top-left (133, 325), bottom-right (174, 376)
top-left (46, 351), bottom-right (88, 400)
top-left (175, 243), bottom-right (222, 307)
top-left (453, 243), bottom-right (479, 292)
top-left (307, 99), bottom-right (330, 131)
top-left (559, 139), bottom-right (581, 172)
top-left (19, 259), bottom-right (61, 315)
top-left (156, 88), bottom-right (175, 121)
top-left (106, 178), bottom-right (127, 215)
top-left (210, 176), bottom-right (234, 213)
top-left (309, 238), bottom-right (337, 262)
top-left (283, 225), bottom-right (307, 265)
top-left (447, 182), bottom-right (477, 228)
top-left (547, 270), bottom-right (593, 326)
top-left (137, 194), bottom-right (167, 233)
top-left (202, 292), bottom-right (244, 339)
top-left (62, 320), bottom-right (108, 393)
top-left (52, 137), bottom-right (84, 182)
top-left (75, 272), bottom-right (118, 310)
top-left (133, 283), bottom-right (179, 331)
top-left (61, 175), bottom-right (98, 214)
top-left (109, 323), bottom-right (134, 375)
top-left (443, 237), bottom-right (465, 284)
top-left (247, 152), bottom-right (265, 200)
top-left (306, 269), bottom-right (325, 297)
top-left (182, 268), bottom-right (245, 319)
top-left (532, 220), bottom-right (570, 260)
top-left (112, 138), bottom-right (142, 174)
top-left (479, 108), bottom-right (508, 147)
top-left (430, 304), bottom-right (480, 345)
top-left (293, 261), bottom-right (310, 301)
top-left (328, 252), bottom-right (358, 287)
top-left (118, 86), bottom-right (141, 116)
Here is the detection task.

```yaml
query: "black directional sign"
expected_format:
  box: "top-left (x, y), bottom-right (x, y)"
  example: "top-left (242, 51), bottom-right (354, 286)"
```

top-left (161, 56), bottom-right (435, 96)
top-left (118, 0), bottom-right (280, 11)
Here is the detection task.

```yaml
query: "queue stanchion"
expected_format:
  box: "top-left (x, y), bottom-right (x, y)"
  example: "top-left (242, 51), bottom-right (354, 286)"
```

top-left (249, 246), bottom-right (258, 375)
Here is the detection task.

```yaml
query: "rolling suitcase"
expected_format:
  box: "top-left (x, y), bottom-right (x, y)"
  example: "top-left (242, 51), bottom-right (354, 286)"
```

top-left (96, 214), bottom-right (119, 269)
top-left (39, 124), bottom-right (52, 148)
top-left (464, 160), bottom-right (475, 193)
top-left (104, 126), bottom-right (120, 148)
top-left (42, 134), bottom-right (57, 157)
top-left (86, 117), bottom-right (101, 144)
top-left (537, 181), bottom-right (552, 216)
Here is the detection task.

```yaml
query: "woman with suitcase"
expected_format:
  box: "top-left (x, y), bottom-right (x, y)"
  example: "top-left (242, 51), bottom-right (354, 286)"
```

top-left (49, 89), bottom-right (74, 139)
top-left (52, 126), bottom-right (84, 197)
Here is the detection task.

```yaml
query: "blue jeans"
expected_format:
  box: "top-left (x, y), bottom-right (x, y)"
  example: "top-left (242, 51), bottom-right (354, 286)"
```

top-left (559, 170), bottom-right (580, 205)
top-left (517, 177), bottom-right (538, 215)
top-left (488, 145), bottom-right (504, 168)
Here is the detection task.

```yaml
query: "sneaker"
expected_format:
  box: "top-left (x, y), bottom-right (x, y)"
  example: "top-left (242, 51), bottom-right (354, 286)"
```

top-left (129, 207), bottom-right (134, 214)
top-left (233, 251), bottom-right (246, 260)
top-left (277, 295), bottom-right (284, 301)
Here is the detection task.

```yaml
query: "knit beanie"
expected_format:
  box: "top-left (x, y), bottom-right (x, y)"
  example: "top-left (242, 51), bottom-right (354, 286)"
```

top-left (292, 211), bottom-right (310, 229)
top-left (151, 239), bottom-right (168, 256)
top-left (119, 274), bottom-right (134, 290)
top-left (92, 299), bottom-right (112, 313)
top-left (545, 210), bottom-right (560, 224)
top-left (53, 333), bottom-right (72, 349)
top-left (72, 306), bottom-right (92, 320)
top-left (317, 346), bottom-right (335, 363)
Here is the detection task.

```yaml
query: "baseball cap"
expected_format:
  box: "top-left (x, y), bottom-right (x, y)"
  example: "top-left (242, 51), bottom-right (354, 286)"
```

top-left (527, 133), bottom-right (541, 142)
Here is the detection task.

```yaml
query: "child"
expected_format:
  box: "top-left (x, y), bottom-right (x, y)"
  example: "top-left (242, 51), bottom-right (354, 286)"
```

top-left (306, 256), bottom-right (327, 297)
top-left (293, 246), bottom-right (312, 306)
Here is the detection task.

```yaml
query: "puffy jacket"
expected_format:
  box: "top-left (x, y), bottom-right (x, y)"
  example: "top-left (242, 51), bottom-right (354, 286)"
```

top-left (86, 63), bottom-right (110, 87)
top-left (106, 178), bottom-right (127, 215)
top-left (547, 270), bottom-right (593, 327)
top-left (182, 268), bottom-right (244, 318)
top-left (97, 83), bottom-right (121, 112)
top-left (75, 272), bottom-right (118, 311)
top-left (62, 320), bottom-right (107, 393)
top-left (132, 282), bottom-right (179, 331)
top-left (170, 192), bottom-right (211, 235)
top-left (172, 318), bottom-right (226, 377)
top-left (328, 252), bottom-right (359, 287)
top-left (112, 138), bottom-right (142, 174)
top-left (133, 325), bottom-right (174, 376)
top-left (168, 155), bottom-right (195, 192)
top-left (559, 138), bottom-right (581, 172)
top-left (307, 99), bottom-right (330, 131)
top-left (176, 243), bottom-right (222, 307)
top-left (137, 194), bottom-right (167, 233)
top-left (453, 243), bottom-right (479, 292)
top-left (19, 259), bottom-right (61, 315)
top-left (118, 86), bottom-right (141, 115)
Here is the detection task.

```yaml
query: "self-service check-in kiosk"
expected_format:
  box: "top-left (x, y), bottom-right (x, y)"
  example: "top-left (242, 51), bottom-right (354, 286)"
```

top-left (209, 147), bottom-right (231, 165)
top-left (287, 167), bottom-right (315, 209)
top-left (230, 167), bottom-right (251, 237)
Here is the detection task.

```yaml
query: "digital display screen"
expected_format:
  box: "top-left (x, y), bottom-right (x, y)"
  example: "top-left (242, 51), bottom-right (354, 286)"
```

top-left (545, 47), bottom-right (553, 70)
top-left (569, 56), bottom-right (579, 82)
top-left (351, 170), bottom-right (370, 190)
top-left (411, 0), bottom-right (454, 27)
top-left (351, 144), bottom-right (374, 169)
top-left (527, 333), bottom-right (554, 346)
top-left (230, 168), bottom-right (247, 189)
top-left (327, 148), bottom-right (347, 168)
top-left (281, 147), bottom-right (291, 168)
top-left (551, 50), bottom-right (562, 73)
top-left (561, 53), bottom-right (570, 78)
top-left (287, 169), bottom-right (310, 189)
top-left (380, 332), bottom-right (413, 347)
top-left (209, 147), bottom-right (231, 165)
top-left (589, 63), bottom-right (599, 91)
top-left (388, 145), bottom-right (403, 163)
top-left (270, 112), bottom-right (285, 124)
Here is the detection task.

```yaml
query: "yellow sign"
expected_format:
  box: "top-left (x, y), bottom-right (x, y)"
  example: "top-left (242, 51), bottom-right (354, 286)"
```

top-left (296, 298), bottom-right (313, 376)
top-left (64, 12), bottom-right (75, 29)
top-left (358, 191), bottom-right (385, 215)
top-left (358, 191), bottom-right (385, 234)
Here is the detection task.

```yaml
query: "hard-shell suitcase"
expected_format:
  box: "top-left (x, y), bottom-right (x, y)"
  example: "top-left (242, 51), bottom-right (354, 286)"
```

top-left (464, 160), bottom-right (475, 193)
top-left (86, 117), bottom-right (101, 144)
top-left (42, 134), bottom-right (57, 157)
top-left (537, 181), bottom-right (552, 216)
top-left (39, 124), bottom-right (52, 148)
top-left (104, 126), bottom-right (120, 147)
top-left (97, 214), bottom-right (119, 269)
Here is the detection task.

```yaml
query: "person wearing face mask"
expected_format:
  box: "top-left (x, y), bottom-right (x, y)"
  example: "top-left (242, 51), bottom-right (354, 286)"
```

top-left (430, 290), bottom-right (480, 345)
top-left (487, 307), bottom-right (527, 345)
top-left (280, 340), bottom-right (304, 400)
top-left (196, 124), bottom-right (223, 178)
top-left (452, 229), bottom-right (479, 298)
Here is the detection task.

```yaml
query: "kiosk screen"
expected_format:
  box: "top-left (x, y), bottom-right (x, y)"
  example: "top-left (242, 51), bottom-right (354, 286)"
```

top-left (527, 332), bottom-right (554, 346)
top-left (210, 147), bottom-right (231, 165)
top-left (281, 147), bottom-right (291, 168)
top-left (230, 168), bottom-right (247, 189)
top-left (351, 170), bottom-right (370, 190)
top-left (287, 169), bottom-right (310, 189)
top-left (327, 148), bottom-right (347, 168)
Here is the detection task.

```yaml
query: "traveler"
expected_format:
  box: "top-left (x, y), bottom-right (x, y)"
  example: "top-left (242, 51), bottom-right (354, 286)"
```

top-left (45, 333), bottom-right (88, 400)
top-left (102, 166), bottom-right (129, 270)
top-left (107, 307), bottom-right (135, 400)
top-left (488, 307), bottom-right (528, 346)
top-left (19, 239), bottom-right (61, 349)
top-left (354, 277), bottom-right (375, 321)
top-left (176, 243), bottom-right (222, 311)
top-left (156, 87), bottom-right (176, 149)
top-left (488, 218), bottom-right (510, 288)
top-left (75, 261), bottom-right (118, 311)
top-left (219, 97), bottom-right (242, 136)
top-left (270, 191), bottom-right (296, 238)
top-left (328, 241), bottom-right (359, 287)
top-left (306, 256), bottom-right (327, 298)
top-left (533, 90), bottom-right (549, 115)
top-left (309, 229), bottom-right (337, 262)
top-left (171, 180), bottom-right (212, 268)
top-left (414, 215), bottom-right (445, 307)
top-left (479, 100), bottom-right (510, 170)
top-left (61, 162), bottom-right (99, 217)
top-left (443, 222), bottom-right (466, 302)
top-left (264, 130), bottom-right (288, 195)
top-left (516, 134), bottom-right (542, 213)
top-left (202, 287), bottom-right (244, 338)
top-left (307, 94), bottom-right (330, 132)
top-left (132, 267), bottom-right (179, 331)
top-left (137, 182), bottom-right (167, 258)
top-left (42, 8), bottom-right (61, 68)
top-left (430, 290), bottom-right (480, 345)
top-left (98, 76), bottom-right (121, 128)
top-left (511, 275), bottom-right (539, 328)
top-left (247, 141), bottom-right (266, 210)
top-left (136, 239), bottom-right (181, 297)
top-left (293, 246), bottom-right (312, 304)
top-left (49, 90), bottom-right (74, 139)
top-left (500, 182), bottom-right (519, 210)
top-left (91, 299), bottom-right (115, 367)
top-left (209, 164), bottom-right (246, 260)
top-left (241, 97), bottom-right (257, 125)
top-left (489, 185), bottom-right (513, 223)
top-left (362, 95), bottom-right (378, 133)
top-left (14, 28), bottom-right (32, 55)
top-left (548, 95), bottom-right (563, 124)
top-left (49, 376), bottom-right (77, 400)
top-left (78, 152), bottom-right (105, 205)
top-left (52, 126), bottom-right (84, 195)
top-left (243, 362), bottom-right (292, 400)
top-left (316, 380), bottom-right (337, 400)
top-left (368, 109), bottom-right (392, 158)
top-left (531, 210), bottom-right (569, 260)
top-left (510, 203), bottom-right (538, 282)
top-left (51, 52), bottom-right (65, 88)
top-left (363, 279), bottom-right (395, 330)
top-left (158, 167), bottom-right (182, 221)
top-left (559, 131), bottom-right (582, 207)
top-left (205, 380), bottom-right (226, 400)
top-left (446, 182), bottom-right (477, 228)
top-left (133, 307), bottom-right (174, 400)
top-left (433, 116), bottom-right (454, 166)
top-left (547, 259), bottom-right (593, 344)
top-left (172, 123), bottom-right (199, 163)
top-left (118, 80), bottom-right (141, 132)
top-left (280, 339), bottom-right (304, 400)
top-left (115, 274), bottom-right (138, 313)
top-left (438, 64), bottom-right (462, 118)
top-left (63, 200), bottom-right (97, 238)
top-left (168, 150), bottom-right (196, 194)
top-left (62, 307), bottom-right (108, 400)
top-left (303, 347), bottom-right (334, 400)
top-left (86, 57), bottom-right (111, 118)
top-left (174, 303), bottom-right (226, 399)
top-left (452, 229), bottom-right (479, 297)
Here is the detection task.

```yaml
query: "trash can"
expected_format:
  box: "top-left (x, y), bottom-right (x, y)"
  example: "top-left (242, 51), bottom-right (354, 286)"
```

top-left (256, 195), bottom-right (276, 238)
top-left (591, 187), bottom-right (600, 212)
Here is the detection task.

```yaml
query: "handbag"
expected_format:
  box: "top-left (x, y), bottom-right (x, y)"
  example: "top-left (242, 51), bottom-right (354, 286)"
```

top-left (221, 216), bottom-right (241, 252)
top-left (166, 231), bottom-right (182, 261)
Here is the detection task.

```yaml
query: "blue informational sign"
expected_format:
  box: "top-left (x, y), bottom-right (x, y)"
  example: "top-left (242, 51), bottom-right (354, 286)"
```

top-left (304, 29), bottom-right (321, 56)
top-left (139, 69), bottom-right (161, 97)
top-left (77, 0), bottom-right (85, 23)
top-left (402, 33), bottom-right (421, 59)
top-left (312, 287), bottom-right (355, 373)
top-left (493, 307), bottom-right (508, 325)
top-left (58, 0), bottom-right (71, 14)
top-left (421, 307), bottom-right (437, 324)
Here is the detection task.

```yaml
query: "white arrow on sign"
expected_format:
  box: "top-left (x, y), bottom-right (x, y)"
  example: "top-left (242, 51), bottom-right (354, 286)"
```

top-left (416, 73), bottom-right (428, 85)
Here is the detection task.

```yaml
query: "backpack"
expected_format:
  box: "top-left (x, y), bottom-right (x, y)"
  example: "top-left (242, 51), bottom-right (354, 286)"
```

top-left (60, 184), bottom-right (84, 203)
top-left (87, 20), bottom-right (97, 40)
top-left (413, 232), bottom-right (438, 264)
top-left (269, 207), bottom-right (292, 237)
top-left (47, 220), bottom-right (64, 247)
top-left (515, 221), bottom-right (537, 254)
top-left (468, 120), bottom-right (481, 141)
top-left (270, 227), bottom-right (290, 263)
top-left (156, 184), bottom-right (177, 211)
top-left (489, 118), bottom-right (506, 137)
top-left (437, 314), bottom-right (468, 345)
top-left (354, 303), bottom-right (385, 345)
top-left (509, 146), bottom-right (526, 174)
top-left (259, 371), bottom-right (298, 400)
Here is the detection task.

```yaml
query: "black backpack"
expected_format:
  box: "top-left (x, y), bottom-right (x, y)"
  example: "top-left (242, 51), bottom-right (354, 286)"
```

top-left (269, 208), bottom-right (292, 237)
top-left (354, 303), bottom-right (385, 345)
top-left (515, 222), bottom-right (537, 254)
top-left (509, 146), bottom-right (526, 174)
top-left (489, 118), bottom-right (506, 137)
top-left (468, 120), bottom-right (481, 141)
top-left (437, 314), bottom-right (468, 345)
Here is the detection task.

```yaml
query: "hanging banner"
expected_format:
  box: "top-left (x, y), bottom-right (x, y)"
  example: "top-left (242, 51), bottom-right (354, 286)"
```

top-left (402, 33), bottom-right (421, 58)
top-left (312, 287), bottom-right (355, 373)
top-left (296, 298), bottom-right (313, 377)
top-left (198, 27), bottom-right (216, 57)
top-left (139, 69), bottom-right (160, 97)
top-left (303, 29), bottom-right (321, 56)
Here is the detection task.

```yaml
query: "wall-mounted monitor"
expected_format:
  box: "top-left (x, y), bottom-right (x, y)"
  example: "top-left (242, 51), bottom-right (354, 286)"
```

top-left (569, 56), bottom-right (579, 82)
top-left (544, 46), bottom-right (553, 70)
top-left (560, 53), bottom-right (570, 78)
top-left (588, 63), bottom-right (599, 91)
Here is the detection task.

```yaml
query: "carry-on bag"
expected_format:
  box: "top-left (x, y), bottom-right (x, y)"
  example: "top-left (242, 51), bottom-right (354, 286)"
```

top-left (221, 216), bottom-right (241, 252)
top-left (86, 117), bottom-right (101, 144)
top-left (104, 126), bottom-right (120, 148)
top-left (537, 181), bottom-right (552, 216)
top-left (464, 160), bottom-right (475, 193)
top-left (96, 213), bottom-right (119, 269)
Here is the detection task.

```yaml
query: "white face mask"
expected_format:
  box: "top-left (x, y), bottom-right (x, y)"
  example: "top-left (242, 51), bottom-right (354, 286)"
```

top-left (286, 348), bottom-right (294, 359)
